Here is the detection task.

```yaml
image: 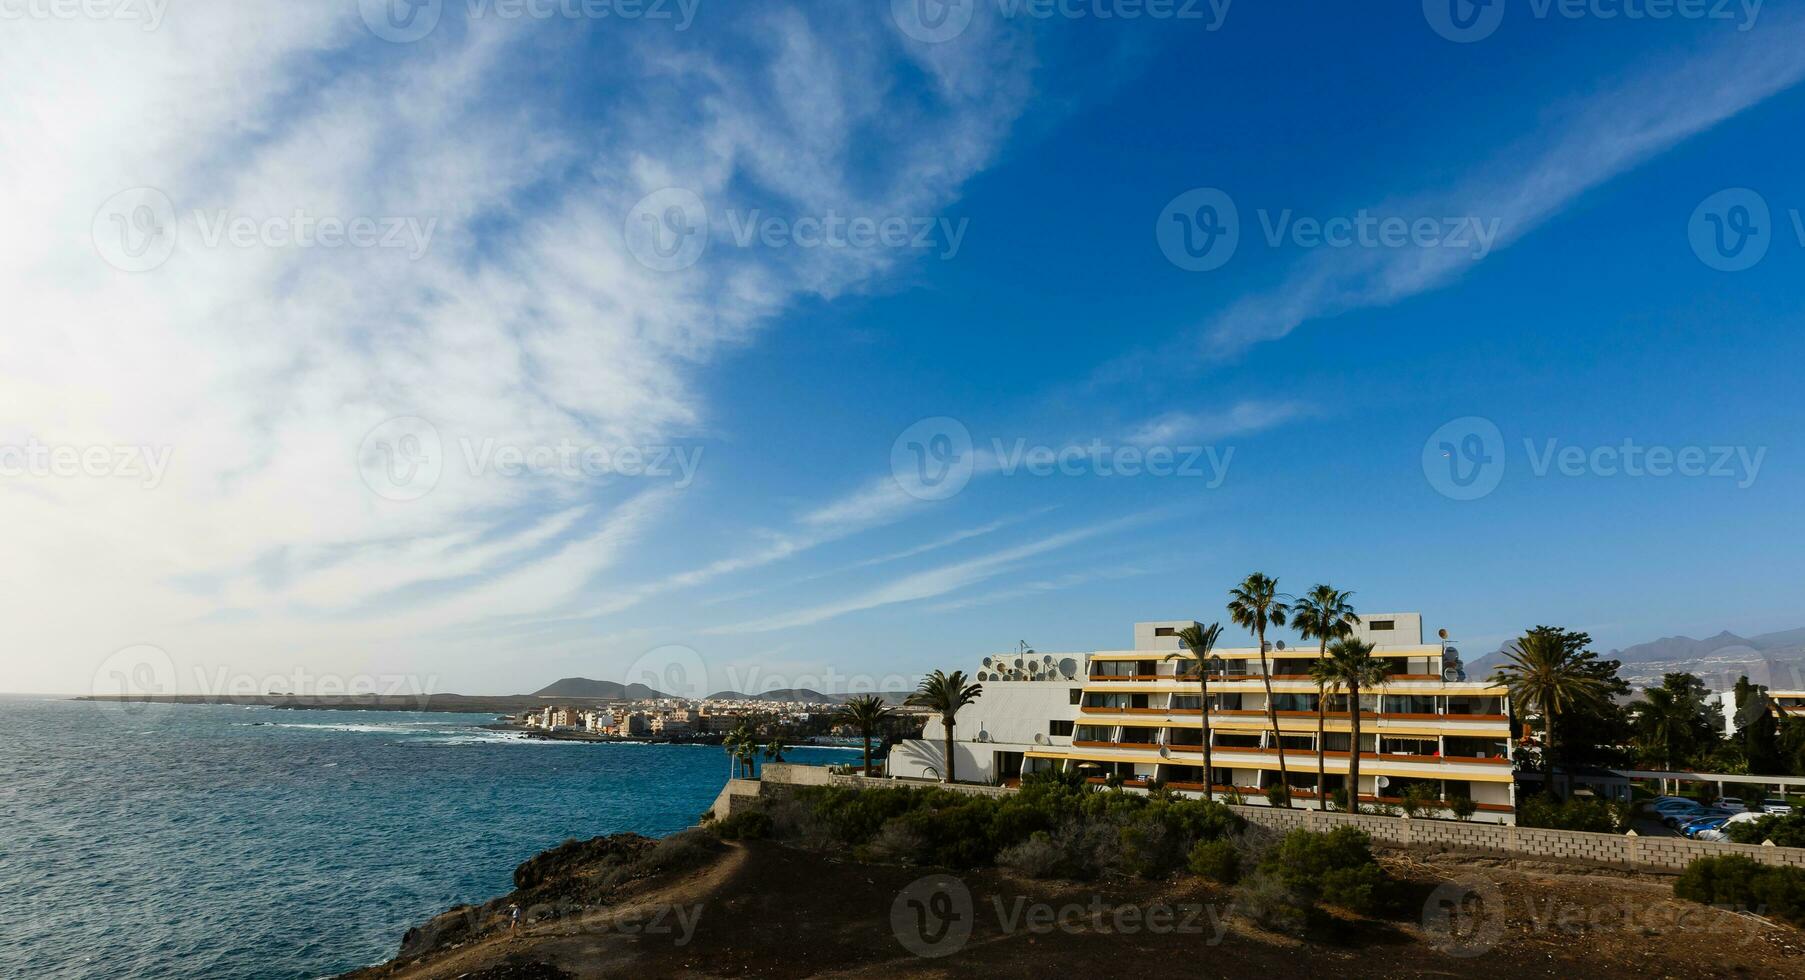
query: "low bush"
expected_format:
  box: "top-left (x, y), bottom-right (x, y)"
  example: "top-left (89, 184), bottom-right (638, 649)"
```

top-left (1261, 826), bottom-right (1389, 914)
top-left (1187, 838), bottom-right (1240, 883)
top-left (1674, 855), bottom-right (1805, 926)
top-left (711, 809), bottom-right (773, 841)
top-left (1448, 794), bottom-right (1479, 822)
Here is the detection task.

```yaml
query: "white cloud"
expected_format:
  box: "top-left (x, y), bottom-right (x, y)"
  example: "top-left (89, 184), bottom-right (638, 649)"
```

top-left (0, 6), bottom-right (1036, 692)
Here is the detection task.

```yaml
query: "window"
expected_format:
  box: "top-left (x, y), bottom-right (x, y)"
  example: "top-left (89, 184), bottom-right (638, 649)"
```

top-left (1369, 619), bottom-right (1395, 631)
top-left (1069, 688), bottom-right (1083, 705)
top-left (1049, 720), bottom-right (1074, 736)
top-left (1154, 626), bottom-right (1177, 637)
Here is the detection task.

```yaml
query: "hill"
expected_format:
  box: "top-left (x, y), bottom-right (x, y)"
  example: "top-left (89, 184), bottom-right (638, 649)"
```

top-left (530, 678), bottom-right (670, 700)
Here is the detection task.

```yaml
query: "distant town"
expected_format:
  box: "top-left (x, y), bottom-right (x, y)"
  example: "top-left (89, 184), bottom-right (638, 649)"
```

top-left (507, 692), bottom-right (929, 746)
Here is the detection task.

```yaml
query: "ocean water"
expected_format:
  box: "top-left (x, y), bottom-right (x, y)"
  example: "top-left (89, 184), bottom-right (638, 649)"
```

top-left (0, 696), bottom-right (855, 979)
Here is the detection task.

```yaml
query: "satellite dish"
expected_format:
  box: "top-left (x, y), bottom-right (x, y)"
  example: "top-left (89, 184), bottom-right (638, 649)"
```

top-left (1375, 776), bottom-right (1390, 789)
top-left (1443, 647), bottom-right (1461, 661)
top-left (1159, 745), bottom-right (1171, 759)
top-left (1442, 667), bottom-right (1462, 682)
top-left (1013, 658), bottom-right (1024, 669)
top-left (982, 656), bottom-right (994, 668)
top-left (1438, 628), bottom-right (1449, 640)
top-left (1059, 657), bottom-right (1078, 678)
top-left (1033, 732), bottom-right (1051, 745)
top-left (1274, 640), bottom-right (1286, 651)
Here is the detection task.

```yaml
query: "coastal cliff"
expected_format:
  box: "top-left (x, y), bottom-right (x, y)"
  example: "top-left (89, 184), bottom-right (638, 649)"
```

top-left (345, 823), bottom-right (1805, 979)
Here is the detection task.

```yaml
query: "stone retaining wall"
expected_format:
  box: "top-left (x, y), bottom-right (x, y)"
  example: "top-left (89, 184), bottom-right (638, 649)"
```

top-left (1226, 804), bottom-right (1805, 872)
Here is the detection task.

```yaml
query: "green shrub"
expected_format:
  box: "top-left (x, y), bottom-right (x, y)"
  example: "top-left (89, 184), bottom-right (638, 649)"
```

top-left (1517, 793), bottom-right (1625, 833)
top-left (1261, 827), bottom-right (1390, 912)
top-left (1399, 784), bottom-right (1438, 819)
top-left (1318, 864), bottom-right (1385, 914)
top-left (1674, 856), bottom-right (1805, 925)
top-left (712, 809), bottom-right (773, 840)
top-left (1264, 783), bottom-right (1290, 809)
top-left (1725, 813), bottom-right (1805, 847)
top-left (1448, 795), bottom-right (1479, 821)
top-left (1187, 838), bottom-right (1240, 883)
top-left (777, 772), bottom-right (1244, 877)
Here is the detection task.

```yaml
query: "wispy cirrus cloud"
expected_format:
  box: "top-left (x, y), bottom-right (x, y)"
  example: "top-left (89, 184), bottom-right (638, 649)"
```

top-left (1199, 12), bottom-right (1805, 361)
top-left (1126, 399), bottom-right (1314, 447)
top-left (707, 510), bottom-right (1163, 634)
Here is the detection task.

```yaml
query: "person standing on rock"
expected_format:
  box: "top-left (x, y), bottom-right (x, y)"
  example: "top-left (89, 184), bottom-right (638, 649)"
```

top-left (508, 904), bottom-right (520, 931)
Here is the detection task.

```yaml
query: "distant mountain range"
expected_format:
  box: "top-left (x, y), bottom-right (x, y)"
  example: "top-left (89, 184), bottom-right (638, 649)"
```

top-left (1465, 626), bottom-right (1805, 691)
top-left (530, 678), bottom-right (672, 700)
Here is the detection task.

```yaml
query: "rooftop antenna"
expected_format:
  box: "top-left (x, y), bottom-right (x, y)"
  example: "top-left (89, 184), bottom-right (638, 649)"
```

top-left (1020, 640), bottom-right (1034, 656)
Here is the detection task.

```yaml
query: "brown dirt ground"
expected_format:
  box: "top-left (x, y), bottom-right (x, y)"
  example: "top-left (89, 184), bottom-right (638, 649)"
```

top-left (345, 840), bottom-right (1805, 979)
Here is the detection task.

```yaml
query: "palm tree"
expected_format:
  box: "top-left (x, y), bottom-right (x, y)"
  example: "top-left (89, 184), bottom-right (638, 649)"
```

top-left (1292, 585), bottom-right (1360, 810)
top-left (736, 740), bottom-right (760, 778)
top-left (1166, 622), bottom-right (1225, 800)
top-left (763, 736), bottom-right (789, 765)
top-left (1490, 630), bottom-right (1609, 798)
top-left (840, 694), bottom-right (890, 776)
top-left (905, 670), bottom-right (983, 784)
top-left (723, 723), bottom-right (756, 778)
top-left (1633, 687), bottom-right (1690, 777)
top-left (1325, 637), bottom-right (1391, 813)
top-left (1227, 573), bottom-right (1293, 806)
top-left (1307, 656), bottom-right (1345, 810)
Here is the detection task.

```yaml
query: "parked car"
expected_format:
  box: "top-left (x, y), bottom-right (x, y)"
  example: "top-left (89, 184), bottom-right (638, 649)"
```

top-left (1713, 797), bottom-right (1748, 812)
top-left (1760, 799), bottom-right (1794, 815)
top-left (1681, 816), bottom-right (1729, 838)
top-left (1652, 798), bottom-right (1704, 813)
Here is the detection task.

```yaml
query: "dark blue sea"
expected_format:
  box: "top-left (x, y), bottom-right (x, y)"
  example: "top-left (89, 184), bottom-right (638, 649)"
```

top-left (0, 696), bottom-right (854, 979)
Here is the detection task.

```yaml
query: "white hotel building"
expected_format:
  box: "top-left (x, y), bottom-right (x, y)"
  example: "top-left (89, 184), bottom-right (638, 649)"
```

top-left (887, 615), bottom-right (1519, 823)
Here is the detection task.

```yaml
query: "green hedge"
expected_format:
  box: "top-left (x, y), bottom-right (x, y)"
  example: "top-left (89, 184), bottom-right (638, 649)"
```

top-left (1674, 855), bottom-right (1805, 925)
top-left (1724, 813), bottom-right (1805, 847)
top-left (787, 769), bottom-right (1244, 874)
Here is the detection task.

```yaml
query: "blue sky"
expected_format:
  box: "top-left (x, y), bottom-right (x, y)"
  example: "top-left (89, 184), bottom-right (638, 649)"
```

top-left (4, 1), bottom-right (1803, 695)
